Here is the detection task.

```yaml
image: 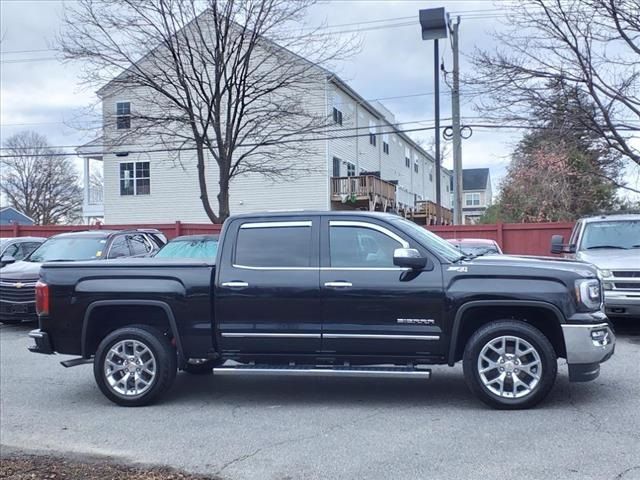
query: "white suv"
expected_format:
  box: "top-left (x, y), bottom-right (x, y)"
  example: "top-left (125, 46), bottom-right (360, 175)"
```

top-left (551, 213), bottom-right (640, 319)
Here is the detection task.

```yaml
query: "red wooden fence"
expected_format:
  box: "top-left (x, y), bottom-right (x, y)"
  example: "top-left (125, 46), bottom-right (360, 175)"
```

top-left (0, 221), bottom-right (574, 256)
top-left (429, 222), bottom-right (575, 256)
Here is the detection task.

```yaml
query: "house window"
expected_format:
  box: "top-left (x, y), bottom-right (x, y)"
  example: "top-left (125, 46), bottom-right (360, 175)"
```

top-left (116, 102), bottom-right (131, 130)
top-left (414, 162), bottom-right (419, 173)
top-left (332, 107), bottom-right (343, 126)
top-left (120, 161), bottom-right (150, 196)
top-left (369, 119), bottom-right (377, 147)
top-left (383, 142), bottom-right (389, 154)
top-left (332, 157), bottom-right (341, 177)
top-left (405, 157), bottom-right (410, 168)
top-left (346, 162), bottom-right (356, 177)
top-left (465, 192), bottom-right (481, 206)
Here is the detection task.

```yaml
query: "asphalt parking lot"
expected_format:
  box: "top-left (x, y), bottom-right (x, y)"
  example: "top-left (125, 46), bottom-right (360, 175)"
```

top-left (1, 321), bottom-right (639, 480)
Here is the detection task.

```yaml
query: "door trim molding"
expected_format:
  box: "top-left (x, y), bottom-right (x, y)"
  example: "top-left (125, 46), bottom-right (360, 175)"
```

top-left (221, 332), bottom-right (321, 339)
top-left (323, 333), bottom-right (440, 341)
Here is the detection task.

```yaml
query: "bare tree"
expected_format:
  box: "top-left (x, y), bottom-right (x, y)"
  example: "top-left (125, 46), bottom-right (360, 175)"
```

top-left (1, 131), bottom-right (83, 225)
top-left (60, 0), bottom-right (356, 223)
top-left (469, 0), bottom-right (640, 172)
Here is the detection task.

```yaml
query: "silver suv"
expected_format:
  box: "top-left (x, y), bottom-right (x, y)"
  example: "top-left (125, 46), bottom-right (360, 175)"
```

top-left (551, 213), bottom-right (640, 319)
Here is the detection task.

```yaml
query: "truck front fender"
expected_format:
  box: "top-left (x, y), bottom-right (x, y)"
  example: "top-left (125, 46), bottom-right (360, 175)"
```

top-left (448, 300), bottom-right (566, 366)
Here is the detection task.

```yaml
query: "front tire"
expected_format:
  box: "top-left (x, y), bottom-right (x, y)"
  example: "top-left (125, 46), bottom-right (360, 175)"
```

top-left (463, 320), bottom-right (557, 410)
top-left (94, 325), bottom-right (177, 407)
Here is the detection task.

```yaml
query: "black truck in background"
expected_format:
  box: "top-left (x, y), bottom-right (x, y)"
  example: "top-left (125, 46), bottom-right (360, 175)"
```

top-left (29, 212), bottom-right (615, 409)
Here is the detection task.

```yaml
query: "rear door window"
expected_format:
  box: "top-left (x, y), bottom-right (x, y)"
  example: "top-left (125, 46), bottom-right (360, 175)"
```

top-left (108, 235), bottom-right (131, 258)
top-left (128, 234), bottom-right (152, 256)
top-left (235, 222), bottom-right (312, 268)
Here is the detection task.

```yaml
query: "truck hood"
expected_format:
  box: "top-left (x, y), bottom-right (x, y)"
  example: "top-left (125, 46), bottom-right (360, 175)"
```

top-left (576, 249), bottom-right (640, 270)
top-left (0, 260), bottom-right (42, 280)
top-left (465, 254), bottom-right (596, 277)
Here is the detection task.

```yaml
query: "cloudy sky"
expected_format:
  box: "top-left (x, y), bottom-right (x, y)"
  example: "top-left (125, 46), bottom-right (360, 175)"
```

top-left (1, 0), bottom-right (637, 197)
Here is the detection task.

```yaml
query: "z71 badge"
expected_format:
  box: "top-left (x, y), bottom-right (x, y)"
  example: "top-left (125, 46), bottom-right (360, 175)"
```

top-left (447, 266), bottom-right (468, 272)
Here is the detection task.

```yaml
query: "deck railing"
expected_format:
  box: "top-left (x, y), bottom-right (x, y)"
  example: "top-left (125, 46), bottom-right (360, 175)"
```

top-left (330, 175), bottom-right (396, 202)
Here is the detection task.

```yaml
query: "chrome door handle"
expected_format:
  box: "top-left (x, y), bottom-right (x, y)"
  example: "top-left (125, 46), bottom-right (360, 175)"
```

top-left (324, 281), bottom-right (353, 288)
top-left (222, 281), bottom-right (249, 288)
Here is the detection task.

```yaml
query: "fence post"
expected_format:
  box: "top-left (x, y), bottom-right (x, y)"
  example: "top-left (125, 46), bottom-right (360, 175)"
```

top-left (12, 222), bottom-right (19, 237)
top-left (497, 222), bottom-right (504, 249)
top-left (175, 220), bottom-right (182, 237)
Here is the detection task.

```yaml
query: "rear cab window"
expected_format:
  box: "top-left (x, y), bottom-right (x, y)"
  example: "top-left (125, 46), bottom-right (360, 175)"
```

top-left (233, 220), bottom-right (316, 268)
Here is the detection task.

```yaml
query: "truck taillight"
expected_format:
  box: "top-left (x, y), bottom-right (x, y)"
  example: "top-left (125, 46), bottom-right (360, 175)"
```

top-left (35, 281), bottom-right (49, 316)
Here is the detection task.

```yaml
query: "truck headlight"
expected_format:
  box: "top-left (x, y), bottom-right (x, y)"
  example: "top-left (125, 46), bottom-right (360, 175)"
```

top-left (575, 279), bottom-right (602, 310)
top-left (598, 269), bottom-right (612, 279)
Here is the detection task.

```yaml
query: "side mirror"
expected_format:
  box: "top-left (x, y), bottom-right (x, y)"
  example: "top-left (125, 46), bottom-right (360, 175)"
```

top-left (0, 255), bottom-right (16, 266)
top-left (393, 248), bottom-right (428, 269)
top-left (550, 235), bottom-right (575, 254)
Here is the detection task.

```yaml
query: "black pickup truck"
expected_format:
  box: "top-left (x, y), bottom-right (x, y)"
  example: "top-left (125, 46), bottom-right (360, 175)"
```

top-left (29, 212), bottom-right (615, 409)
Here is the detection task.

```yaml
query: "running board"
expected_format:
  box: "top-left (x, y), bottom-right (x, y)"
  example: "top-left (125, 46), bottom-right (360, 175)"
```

top-left (60, 357), bottom-right (93, 368)
top-left (212, 365), bottom-right (431, 379)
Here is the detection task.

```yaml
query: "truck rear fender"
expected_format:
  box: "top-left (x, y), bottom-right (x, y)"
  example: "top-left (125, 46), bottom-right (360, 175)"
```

top-left (448, 300), bottom-right (566, 366)
top-left (81, 300), bottom-right (185, 366)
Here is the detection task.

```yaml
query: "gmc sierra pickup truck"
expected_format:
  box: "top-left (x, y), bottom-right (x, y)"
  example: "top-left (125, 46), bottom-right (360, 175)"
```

top-left (29, 212), bottom-right (615, 409)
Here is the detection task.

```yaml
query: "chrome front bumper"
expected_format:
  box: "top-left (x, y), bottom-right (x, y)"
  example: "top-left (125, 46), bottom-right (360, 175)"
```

top-left (561, 322), bottom-right (615, 382)
top-left (604, 290), bottom-right (640, 318)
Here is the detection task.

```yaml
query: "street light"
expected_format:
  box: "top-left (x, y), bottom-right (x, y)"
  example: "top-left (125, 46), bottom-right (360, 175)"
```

top-left (419, 7), bottom-right (447, 224)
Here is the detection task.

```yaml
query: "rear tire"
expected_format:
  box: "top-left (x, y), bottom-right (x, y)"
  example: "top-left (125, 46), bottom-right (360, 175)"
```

top-left (94, 325), bottom-right (177, 407)
top-left (463, 320), bottom-right (557, 410)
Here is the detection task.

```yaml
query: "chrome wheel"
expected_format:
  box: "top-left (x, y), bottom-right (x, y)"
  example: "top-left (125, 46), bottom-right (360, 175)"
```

top-left (104, 339), bottom-right (156, 397)
top-left (477, 335), bottom-right (542, 399)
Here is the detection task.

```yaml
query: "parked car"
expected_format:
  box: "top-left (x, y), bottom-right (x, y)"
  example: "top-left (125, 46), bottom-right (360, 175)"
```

top-left (154, 234), bottom-right (218, 259)
top-left (551, 212), bottom-right (640, 319)
top-left (0, 237), bottom-right (46, 268)
top-left (0, 229), bottom-right (165, 325)
top-left (447, 238), bottom-right (502, 256)
top-left (29, 211), bottom-right (614, 409)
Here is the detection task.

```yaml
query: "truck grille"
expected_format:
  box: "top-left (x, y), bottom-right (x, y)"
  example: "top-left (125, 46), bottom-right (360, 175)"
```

top-left (0, 279), bottom-right (38, 303)
top-left (612, 271), bottom-right (640, 278)
top-left (610, 271), bottom-right (640, 291)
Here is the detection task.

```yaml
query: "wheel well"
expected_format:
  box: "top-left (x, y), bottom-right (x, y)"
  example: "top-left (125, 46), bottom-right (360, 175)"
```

top-left (452, 306), bottom-right (566, 363)
top-left (84, 305), bottom-right (173, 357)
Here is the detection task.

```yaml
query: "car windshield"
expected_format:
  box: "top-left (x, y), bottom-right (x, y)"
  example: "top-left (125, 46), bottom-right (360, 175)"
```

top-left (155, 238), bottom-right (218, 259)
top-left (391, 218), bottom-right (465, 262)
top-left (0, 238), bottom-right (11, 249)
top-left (581, 220), bottom-right (640, 250)
top-left (456, 245), bottom-right (499, 256)
top-left (28, 237), bottom-right (107, 262)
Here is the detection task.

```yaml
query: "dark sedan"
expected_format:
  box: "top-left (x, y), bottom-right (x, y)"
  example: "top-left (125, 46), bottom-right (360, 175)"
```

top-left (0, 229), bottom-right (165, 324)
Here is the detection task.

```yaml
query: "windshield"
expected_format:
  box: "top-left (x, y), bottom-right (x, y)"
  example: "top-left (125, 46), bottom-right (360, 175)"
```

top-left (0, 238), bottom-right (10, 249)
top-left (28, 237), bottom-right (107, 262)
top-left (456, 245), bottom-right (500, 256)
top-left (155, 238), bottom-right (218, 259)
top-left (391, 218), bottom-right (465, 262)
top-left (581, 220), bottom-right (640, 250)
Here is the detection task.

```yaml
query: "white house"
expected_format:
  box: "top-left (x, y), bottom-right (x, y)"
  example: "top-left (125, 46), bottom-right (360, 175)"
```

top-left (461, 168), bottom-right (492, 224)
top-left (79, 29), bottom-right (452, 225)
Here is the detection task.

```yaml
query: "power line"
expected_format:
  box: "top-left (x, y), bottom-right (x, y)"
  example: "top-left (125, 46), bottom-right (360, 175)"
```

top-left (0, 125), bottom-right (443, 158)
top-left (3, 122), bottom-right (638, 159)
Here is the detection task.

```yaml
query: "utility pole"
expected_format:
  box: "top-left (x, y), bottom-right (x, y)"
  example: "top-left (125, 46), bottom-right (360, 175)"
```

top-left (450, 15), bottom-right (463, 225)
top-left (434, 38), bottom-right (442, 225)
top-left (419, 8), bottom-right (447, 225)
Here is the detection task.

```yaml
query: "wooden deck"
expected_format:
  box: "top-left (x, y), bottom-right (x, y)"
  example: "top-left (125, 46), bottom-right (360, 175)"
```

top-left (330, 175), bottom-right (397, 211)
top-left (409, 200), bottom-right (453, 225)
top-left (330, 175), bottom-right (452, 224)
